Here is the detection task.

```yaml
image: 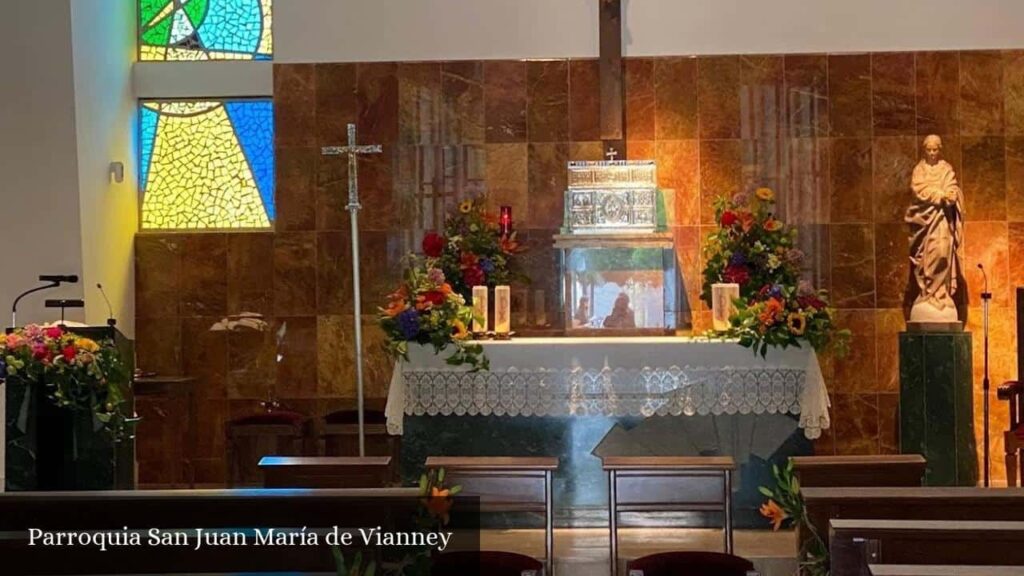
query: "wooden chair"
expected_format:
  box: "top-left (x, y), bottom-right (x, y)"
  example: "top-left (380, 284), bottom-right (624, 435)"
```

top-left (997, 381), bottom-right (1024, 486)
top-left (431, 551), bottom-right (544, 576)
top-left (313, 409), bottom-right (401, 484)
top-left (225, 410), bottom-right (307, 487)
top-left (625, 551), bottom-right (755, 576)
top-left (259, 456), bottom-right (392, 488)
top-left (790, 455), bottom-right (927, 488)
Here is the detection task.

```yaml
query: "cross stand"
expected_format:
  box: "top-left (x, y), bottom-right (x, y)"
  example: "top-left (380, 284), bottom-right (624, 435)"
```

top-left (982, 287), bottom-right (993, 488)
top-left (321, 123), bottom-right (382, 457)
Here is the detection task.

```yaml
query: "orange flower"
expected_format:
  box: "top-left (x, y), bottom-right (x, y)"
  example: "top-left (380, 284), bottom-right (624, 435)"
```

top-left (755, 187), bottom-right (775, 201)
top-left (440, 283), bottom-right (454, 295)
top-left (426, 486), bottom-right (454, 523)
top-left (384, 299), bottom-right (408, 317)
top-left (763, 218), bottom-right (783, 232)
top-left (759, 499), bottom-right (789, 531)
top-left (758, 298), bottom-right (785, 326)
top-left (737, 212), bottom-right (756, 233)
top-left (500, 233), bottom-right (520, 254)
top-left (452, 320), bottom-right (470, 340)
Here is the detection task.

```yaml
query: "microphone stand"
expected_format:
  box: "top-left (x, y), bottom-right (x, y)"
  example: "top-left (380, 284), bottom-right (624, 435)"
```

top-left (979, 264), bottom-right (992, 488)
top-left (10, 280), bottom-right (60, 330)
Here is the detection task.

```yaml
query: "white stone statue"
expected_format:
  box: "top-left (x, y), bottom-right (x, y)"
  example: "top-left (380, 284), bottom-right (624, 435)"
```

top-left (906, 135), bottom-right (964, 324)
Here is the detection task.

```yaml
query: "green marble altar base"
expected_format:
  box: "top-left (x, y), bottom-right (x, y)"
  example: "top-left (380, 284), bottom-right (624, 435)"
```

top-left (899, 331), bottom-right (978, 486)
top-left (400, 413), bottom-right (812, 529)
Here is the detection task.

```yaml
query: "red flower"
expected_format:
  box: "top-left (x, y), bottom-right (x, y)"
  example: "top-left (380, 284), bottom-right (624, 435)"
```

top-left (422, 232), bottom-right (446, 258)
top-left (723, 264), bottom-right (750, 285)
top-left (32, 343), bottom-right (52, 362)
top-left (463, 267), bottom-right (485, 287)
top-left (422, 290), bottom-right (446, 307)
top-left (798, 295), bottom-right (827, 310)
top-left (44, 326), bottom-right (63, 340)
top-left (459, 252), bottom-right (479, 270)
top-left (720, 210), bottom-right (738, 227)
top-left (62, 345), bottom-right (77, 362)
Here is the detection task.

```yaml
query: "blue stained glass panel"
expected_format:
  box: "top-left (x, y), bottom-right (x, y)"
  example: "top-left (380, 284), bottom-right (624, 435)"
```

top-left (139, 106), bottom-right (160, 189)
top-left (225, 100), bottom-right (275, 220)
top-left (196, 0), bottom-right (263, 54)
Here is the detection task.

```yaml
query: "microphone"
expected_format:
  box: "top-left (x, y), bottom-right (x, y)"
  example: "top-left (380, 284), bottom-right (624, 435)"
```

top-left (97, 283), bottom-right (116, 327)
top-left (38, 275), bottom-right (79, 284)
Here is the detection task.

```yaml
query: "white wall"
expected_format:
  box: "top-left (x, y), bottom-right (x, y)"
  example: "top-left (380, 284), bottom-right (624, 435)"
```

top-left (0, 0), bottom-right (85, 329)
top-left (276, 0), bottom-right (1024, 63)
top-left (71, 0), bottom-right (137, 335)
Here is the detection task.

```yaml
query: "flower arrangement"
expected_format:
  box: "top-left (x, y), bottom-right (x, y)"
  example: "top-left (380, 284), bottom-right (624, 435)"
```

top-left (0, 324), bottom-right (130, 439)
top-left (759, 460), bottom-right (829, 575)
top-left (701, 188), bottom-right (850, 358)
top-left (423, 198), bottom-right (524, 300)
top-left (379, 256), bottom-right (488, 370)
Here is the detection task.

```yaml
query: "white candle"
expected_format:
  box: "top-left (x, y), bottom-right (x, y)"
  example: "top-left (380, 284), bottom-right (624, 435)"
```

top-left (472, 286), bottom-right (488, 333)
top-left (534, 289), bottom-right (547, 326)
top-left (712, 283), bottom-right (741, 331)
top-left (495, 286), bottom-right (511, 335)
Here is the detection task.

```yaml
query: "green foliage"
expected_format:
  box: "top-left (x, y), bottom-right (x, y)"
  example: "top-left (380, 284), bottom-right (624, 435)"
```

top-left (433, 198), bottom-right (527, 300)
top-left (758, 460), bottom-right (829, 576)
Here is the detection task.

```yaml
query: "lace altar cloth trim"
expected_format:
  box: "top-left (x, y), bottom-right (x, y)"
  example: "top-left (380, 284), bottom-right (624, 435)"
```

top-left (401, 366), bottom-right (806, 418)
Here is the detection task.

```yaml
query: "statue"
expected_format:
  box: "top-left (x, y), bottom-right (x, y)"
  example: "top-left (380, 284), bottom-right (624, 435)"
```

top-left (906, 135), bottom-right (964, 324)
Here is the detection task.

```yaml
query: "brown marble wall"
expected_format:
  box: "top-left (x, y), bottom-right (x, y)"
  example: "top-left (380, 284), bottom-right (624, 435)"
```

top-left (136, 50), bottom-right (1024, 486)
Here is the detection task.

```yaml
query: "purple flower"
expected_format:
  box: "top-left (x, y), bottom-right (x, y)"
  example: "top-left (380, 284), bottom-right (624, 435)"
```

top-left (480, 258), bottom-right (495, 274)
top-left (729, 252), bottom-right (748, 266)
top-left (797, 280), bottom-right (815, 297)
top-left (769, 284), bottom-right (784, 298)
top-left (427, 267), bottom-right (446, 285)
top-left (731, 192), bottom-right (750, 206)
top-left (397, 309), bottom-right (421, 340)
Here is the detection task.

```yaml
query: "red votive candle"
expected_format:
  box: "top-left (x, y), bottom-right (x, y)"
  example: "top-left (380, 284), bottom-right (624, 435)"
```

top-left (499, 206), bottom-right (512, 235)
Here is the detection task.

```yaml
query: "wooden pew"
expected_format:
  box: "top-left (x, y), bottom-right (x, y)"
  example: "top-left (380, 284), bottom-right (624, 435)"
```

top-left (830, 519), bottom-right (1024, 576)
top-left (802, 487), bottom-right (1024, 548)
top-left (259, 456), bottom-right (393, 488)
top-left (0, 487), bottom-right (420, 575)
top-left (870, 565), bottom-right (1024, 576)
top-left (792, 455), bottom-right (927, 488)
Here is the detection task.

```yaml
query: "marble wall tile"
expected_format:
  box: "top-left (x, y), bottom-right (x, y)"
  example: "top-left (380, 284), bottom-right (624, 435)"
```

top-left (274, 64), bottom-right (316, 148)
top-left (360, 231), bottom-right (404, 315)
top-left (916, 52), bottom-right (960, 136)
top-left (833, 393), bottom-right (880, 455)
top-left (357, 62), bottom-right (400, 145)
top-left (316, 147), bottom-right (348, 231)
top-left (626, 58), bottom-right (656, 141)
top-left (656, 140), bottom-right (700, 226)
top-left (831, 224), bottom-right (876, 308)
top-left (181, 316), bottom-right (228, 400)
top-left (964, 221), bottom-right (1009, 308)
top-left (829, 138), bottom-right (873, 223)
top-left (227, 233), bottom-right (275, 316)
top-left (273, 232), bottom-right (317, 316)
top-left (698, 56), bottom-right (741, 139)
top-left (874, 223), bottom-right (912, 310)
top-left (739, 55), bottom-right (785, 141)
top-left (872, 53), bottom-right (916, 136)
top-left (316, 63), bottom-right (358, 147)
top-left (485, 143), bottom-right (529, 216)
top-left (355, 150), bottom-right (400, 230)
top-left (796, 224), bottom-right (832, 293)
top-left (699, 139), bottom-right (742, 225)
top-left (961, 136), bottom-right (1007, 221)
top-left (1005, 51), bottom-right (1024, 136)
top-left (873, 137), bottom-right (919, 223)
top-left (442, 61), bottom-right (485, 145)
top-left (316, 230), bottom-right (350, 315)
top-left (317, 315), bottom-right (395, 399)
top-left (226, 324), bottom-right (275, 399)
top-left (276, 316), bottom-right (318, 398)
top-left (673, 226), bottom-right (702, 329)
top-left (786, 138), bottom-right (831, 225)
top-left (398, 62), bottom-right (442, 145)
top-left (655, 57), bottom-right (698, 140)
top-left (1010, 223), bottom-right (1024, 289)
top-left (813, 425), bottom-right (836, 456)
top-left (878, 393), bottom-right (900, 454)
top-left (527, 60), bottom-right (569, 142)
top-left (875, 309), bottom-right (906, 394)
top-left (741, 138), bottom-right (784, 199)
top-left (627, 141), bottom-right (655, 160)
top-left (568, 59), bottom-right (601, 142)
top-left (527, 142), bottom-right (569, 228)
top-left (485, 60), bottom-right (528, 143)
top-left (180, 234), bottom-right (227, 318)
top-left (833, 310), bottom-right (878, 394)
top-left (195, 399), bottom-right (228, 460)
top-left (961, 51), bottom-right (1004, 136)
top-left (135, 317), bottom-right (182, 376)
top-left (784, 54), bottom-right (829, 138)
top-left (973, 389), bottom-right (1009, 485)
top-left (135, 235), bottom-right (180, 318)
top-left (829, 54), bottom-right (872, 138)
top-left (966, 306), bottom-right (1017, 395)
top-left (1006, 138), bottom-right (1024, 222)
top-left (276, 146), bottom-right (317, 232)
top-left (569, 141), bottom-right (605, 162)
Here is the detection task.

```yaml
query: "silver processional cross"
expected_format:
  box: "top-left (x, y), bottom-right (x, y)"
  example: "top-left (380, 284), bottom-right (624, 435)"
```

top-left (321, 123), bottom-right (382, 456)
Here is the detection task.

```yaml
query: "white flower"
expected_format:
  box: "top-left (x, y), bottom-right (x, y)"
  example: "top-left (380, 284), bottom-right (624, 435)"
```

top-left (767, 254), bottom-right (781, 270)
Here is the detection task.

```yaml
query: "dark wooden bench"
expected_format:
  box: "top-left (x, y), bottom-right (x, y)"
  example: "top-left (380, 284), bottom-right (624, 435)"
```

top-left (425, 457), bottom-right (557, 575)
top-left (802, 487), bottom-right (1024, 548)
top-left (0, 487), bottom-right (421, 574)
top-left (870, 565), bottom-right (1024, 576)
top-left (259, 456), bottom-right (393, 488)
top-left (792, 454), bottom-right (926, 488)
top-left (831, 519), bottom-right (1024, 576)
top-left (603, 456), bottom-right (736, 576)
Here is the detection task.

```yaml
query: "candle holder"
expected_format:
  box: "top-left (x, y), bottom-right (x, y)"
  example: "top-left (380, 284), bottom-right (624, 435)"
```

top-left (499, 206), bottom-right (513, 236)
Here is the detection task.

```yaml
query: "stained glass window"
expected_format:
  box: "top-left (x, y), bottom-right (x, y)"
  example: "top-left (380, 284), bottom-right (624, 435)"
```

top-left (139, 100), bottom-right (275, 230)
top-left (139, 0), bottom-right (273, 61)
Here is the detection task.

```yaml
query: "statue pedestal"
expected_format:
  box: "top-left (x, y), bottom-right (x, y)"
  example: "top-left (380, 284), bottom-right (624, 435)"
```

top-left (899, 331), bottom-right (977, 486)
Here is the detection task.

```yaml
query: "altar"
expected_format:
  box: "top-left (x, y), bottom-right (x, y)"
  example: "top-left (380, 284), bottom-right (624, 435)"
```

top-left (386, 337), bottom-right (828, 527)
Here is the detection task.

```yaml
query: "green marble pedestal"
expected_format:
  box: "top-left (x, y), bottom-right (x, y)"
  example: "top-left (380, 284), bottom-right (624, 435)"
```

top-left (899, 331), bottom-right (978, 486)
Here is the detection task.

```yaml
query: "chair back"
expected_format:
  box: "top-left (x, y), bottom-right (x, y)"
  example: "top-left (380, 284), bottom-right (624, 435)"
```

top-left (431, 550), bottom-right (543, 576)
top-left (626, 551), bottom-right (755, 576)
top-left (225, 410), bottom-right (307, 487)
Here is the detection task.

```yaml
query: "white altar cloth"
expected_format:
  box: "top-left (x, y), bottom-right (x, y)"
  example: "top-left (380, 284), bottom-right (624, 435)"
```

top-left (385, 337), bottom-right (830, 439)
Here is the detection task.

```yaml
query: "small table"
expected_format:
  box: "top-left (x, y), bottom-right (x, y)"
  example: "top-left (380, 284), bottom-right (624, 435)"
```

top-left (133, 376), bottom-right (197, 488)
top-left (425, 457), bottom-right (558, 575)
top-left (603, 456), bottom-right (736, 575)
top-left (259, 456), bottom-right (392, 488)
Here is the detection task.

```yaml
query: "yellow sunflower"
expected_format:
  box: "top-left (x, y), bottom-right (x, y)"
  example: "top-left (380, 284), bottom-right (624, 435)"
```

top-left (452, 319), bottom-right (470, 340)
top-left (458, 200), bottom-right (474, 214)
top-left (787, 312), bottom-right (807, 336)
top-left (755, 187), bottom-right (775, 201)
top-left (75, 338), bottom-right (100, 353)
